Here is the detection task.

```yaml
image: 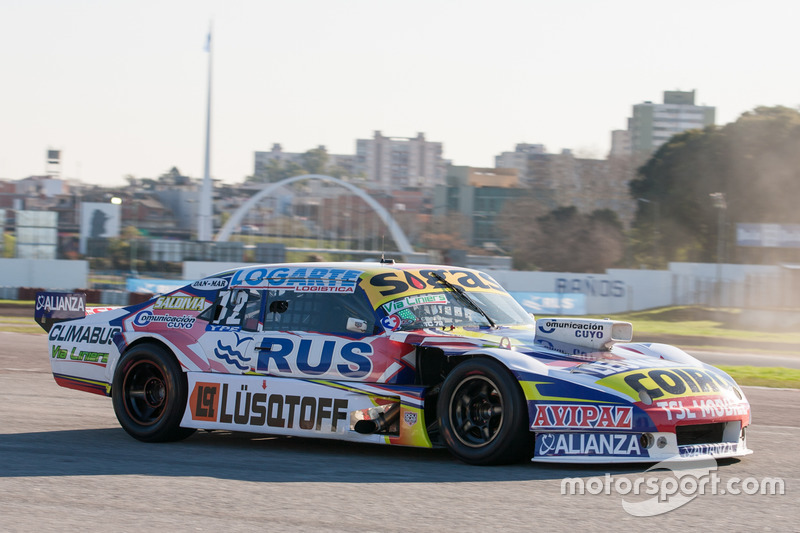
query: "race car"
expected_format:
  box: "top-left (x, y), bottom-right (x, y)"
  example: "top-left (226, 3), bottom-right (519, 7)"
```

top-left (35, 261), bottom-right (752, 465)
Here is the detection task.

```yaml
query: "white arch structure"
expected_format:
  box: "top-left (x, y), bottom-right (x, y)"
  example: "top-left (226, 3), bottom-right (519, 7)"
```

top-left (214, 174), bottom-right (415, 259)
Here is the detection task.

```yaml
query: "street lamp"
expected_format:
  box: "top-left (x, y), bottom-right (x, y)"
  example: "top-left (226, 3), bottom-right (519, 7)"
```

top-left (710, 192), bottom-right (727, 306)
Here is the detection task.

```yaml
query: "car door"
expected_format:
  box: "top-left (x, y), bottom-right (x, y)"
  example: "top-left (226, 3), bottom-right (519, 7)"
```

top-left (245, 288), bottom-right (393, 382)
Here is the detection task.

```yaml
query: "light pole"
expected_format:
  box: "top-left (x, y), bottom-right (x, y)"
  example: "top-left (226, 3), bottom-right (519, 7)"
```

top-left (710, 192), bottom-right (727, 306)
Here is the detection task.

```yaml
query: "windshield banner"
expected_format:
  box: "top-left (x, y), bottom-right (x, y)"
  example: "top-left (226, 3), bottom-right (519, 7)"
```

top-left (362, 268), bottom-right (506, 307)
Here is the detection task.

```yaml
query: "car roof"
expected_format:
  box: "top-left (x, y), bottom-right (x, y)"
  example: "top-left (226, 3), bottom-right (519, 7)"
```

top-left (211, 262), bottom-right (486, 281)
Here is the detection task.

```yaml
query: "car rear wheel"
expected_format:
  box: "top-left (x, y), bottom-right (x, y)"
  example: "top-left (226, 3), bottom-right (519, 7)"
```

top-left (437, 358), bottom-right (532, 465)
top-left (112, 344), bottom-right (196, 442)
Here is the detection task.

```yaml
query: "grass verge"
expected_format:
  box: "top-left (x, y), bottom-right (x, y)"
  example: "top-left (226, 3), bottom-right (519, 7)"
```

top-left (600, 307), bottom-right (800, 345)
top-left (716, 365), bottom-right (800, 389)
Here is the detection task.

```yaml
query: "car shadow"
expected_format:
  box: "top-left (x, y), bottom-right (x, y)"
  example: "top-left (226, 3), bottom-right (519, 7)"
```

top-left (0, 427), bottom-right (689, 483)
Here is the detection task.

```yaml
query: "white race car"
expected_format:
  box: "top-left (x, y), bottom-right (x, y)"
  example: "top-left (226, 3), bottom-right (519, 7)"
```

top-left (36, 262), bottom-right (751, 465)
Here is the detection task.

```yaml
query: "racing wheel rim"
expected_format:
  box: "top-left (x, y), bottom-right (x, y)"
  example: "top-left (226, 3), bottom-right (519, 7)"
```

top-left (448, 374), bottom-right (504, 448)
top-left (121, 359), bottom-right (169, 427)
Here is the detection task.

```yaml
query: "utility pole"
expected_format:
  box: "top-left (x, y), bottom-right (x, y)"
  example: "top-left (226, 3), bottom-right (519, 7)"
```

top-left (197, 24), bottom-right (214, 242)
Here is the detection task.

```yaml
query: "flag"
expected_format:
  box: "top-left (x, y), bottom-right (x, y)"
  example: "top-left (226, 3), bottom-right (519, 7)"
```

top-left (204, 31), bottom-right (211, 52)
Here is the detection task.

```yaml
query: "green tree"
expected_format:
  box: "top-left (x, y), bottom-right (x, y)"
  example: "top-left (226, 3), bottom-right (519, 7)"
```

top-left (301, 147), bottom-right (329, 175)
top-left (629, 105), bottom-right (800, 265)
top-left (499, 201), bottom-right (625, 272)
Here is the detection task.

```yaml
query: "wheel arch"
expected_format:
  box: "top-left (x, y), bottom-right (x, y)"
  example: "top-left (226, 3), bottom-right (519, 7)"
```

top-left (422, 348), bottom-right (544, 446)
top-left (110, 333), bottom-right (197, 393)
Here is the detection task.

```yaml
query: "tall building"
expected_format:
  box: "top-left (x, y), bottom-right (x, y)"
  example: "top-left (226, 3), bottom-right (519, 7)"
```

top-left (356, 131), bottom-right (446, 188)
top-left (492, 144), bottom-right (637, 227)
top-left (608, 129), bottom-right (631, 159)
top-left (494, 144), bottom-right (546, 187)
top-left (630, 90), bottom-right (715, 156)
top-left (433, 166), bottom-right (521, 247)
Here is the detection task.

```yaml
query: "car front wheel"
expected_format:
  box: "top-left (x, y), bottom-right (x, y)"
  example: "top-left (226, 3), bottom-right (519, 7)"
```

top-left (437, 358), bottom-right (532, 465)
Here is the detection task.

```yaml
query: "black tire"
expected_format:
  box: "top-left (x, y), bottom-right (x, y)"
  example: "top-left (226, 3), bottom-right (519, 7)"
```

top-left (112, 344), bottom-right (196, 442)
top-left (437, 358), bottom-right (532, 465)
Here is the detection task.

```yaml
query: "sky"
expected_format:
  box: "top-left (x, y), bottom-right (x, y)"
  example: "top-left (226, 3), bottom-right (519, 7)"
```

top-left (1, 0), bottom-right (798, 186)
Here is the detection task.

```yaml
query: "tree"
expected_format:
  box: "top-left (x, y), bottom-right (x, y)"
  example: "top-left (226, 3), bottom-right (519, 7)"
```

top-left (498, 201), bottom-right (625, 272)
top-left (629, 105), bottom-right (800, 265)
top-left (301, 147), bottom-right (329, 175)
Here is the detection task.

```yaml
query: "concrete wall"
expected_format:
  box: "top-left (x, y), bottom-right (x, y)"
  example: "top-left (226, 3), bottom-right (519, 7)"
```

top-left (0, 259), bottom-right (88, 290)
top-left (2, 258), bottom-right (792, 314)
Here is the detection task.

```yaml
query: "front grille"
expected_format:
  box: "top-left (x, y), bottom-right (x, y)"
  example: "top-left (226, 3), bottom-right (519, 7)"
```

top-left (676, 423), bottom-right (725, 445)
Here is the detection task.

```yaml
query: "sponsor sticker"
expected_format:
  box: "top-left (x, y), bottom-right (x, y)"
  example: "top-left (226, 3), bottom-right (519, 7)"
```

top-left (536, 432), bottom-right (647, 457)
top-left (133, 311), bottom-right (197, 329)
top-left (256, 336), bottom-right (374, 379)
top-left (531, 404), bottom-right (633, 429)
top-left (191, 278), bottom-right (229, 290)
top-left (363, 268), bottom-right (505, 306)
top-left (230, 267), bottom-right (362, 292)
top-left (189, 382), bottom-right (349, 432)
top-left (382, 294), bottom-right (448, 315)
top-left (153, 296), bottom-right (207, 311)
top-left (599, 367), bottom-right (737, 401)
top-left (48, 324), bottom-right (121, 345)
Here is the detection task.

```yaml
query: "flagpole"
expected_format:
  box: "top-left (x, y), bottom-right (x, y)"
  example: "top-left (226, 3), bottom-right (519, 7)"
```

top-left (198, 24), bottom-right (213, 241)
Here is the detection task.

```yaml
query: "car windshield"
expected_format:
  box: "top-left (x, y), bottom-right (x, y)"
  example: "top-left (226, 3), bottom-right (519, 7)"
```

top-left (381, 290), bottom-right (534, 331)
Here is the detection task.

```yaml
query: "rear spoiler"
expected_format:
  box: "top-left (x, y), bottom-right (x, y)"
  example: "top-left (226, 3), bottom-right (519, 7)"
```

top-left (35, 292), bottom-right (87, 332)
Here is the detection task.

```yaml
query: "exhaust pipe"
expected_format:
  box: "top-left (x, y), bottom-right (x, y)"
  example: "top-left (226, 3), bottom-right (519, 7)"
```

top-left (354, 404), bottom-right (401, 434)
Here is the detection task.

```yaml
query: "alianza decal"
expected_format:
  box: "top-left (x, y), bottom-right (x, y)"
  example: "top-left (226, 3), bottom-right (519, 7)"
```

top-left (36, 293), bottom-right (85, 313)
top-left (536, 432), bottom-right (647, 457)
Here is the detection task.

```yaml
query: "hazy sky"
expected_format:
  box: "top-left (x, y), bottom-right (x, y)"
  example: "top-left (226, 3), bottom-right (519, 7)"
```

top-left (1, 0), bottom-right (798, 186)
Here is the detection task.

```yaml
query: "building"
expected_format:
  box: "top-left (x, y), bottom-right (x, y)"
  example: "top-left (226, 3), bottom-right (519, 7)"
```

top-left (629, 90), bottom-right (715, 157)
top-left (433, 166), bottom-right (522, 247)
top-left (356, 131), bottom-right (446, 189)
top-left (493, 144), bottom-right (637, 228)
top-left (609, 129), bottom-right (631, 159)
top-left (494, 144), bottom-right (546, 187)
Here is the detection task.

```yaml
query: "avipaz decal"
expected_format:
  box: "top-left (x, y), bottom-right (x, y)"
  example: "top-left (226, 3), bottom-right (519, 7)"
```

top-left (602, 367), bottom-right (736, 401)
top-left (367, 269), bottom-right (504, 298)
top-left (531, 404), bottom-right (632, 429)
top-left (230, 267), bottom-right (362, 291)
top-left (256, 336), bottom-right (373, 379)
top-left (536, 432), bottom-right (646, 457)
top-left (189, 382), bottom-right (348, 431)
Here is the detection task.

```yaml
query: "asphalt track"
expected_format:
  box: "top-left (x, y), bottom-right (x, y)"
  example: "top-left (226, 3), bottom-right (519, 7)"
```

top-left (1, 332), bottom-right (797, 532)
